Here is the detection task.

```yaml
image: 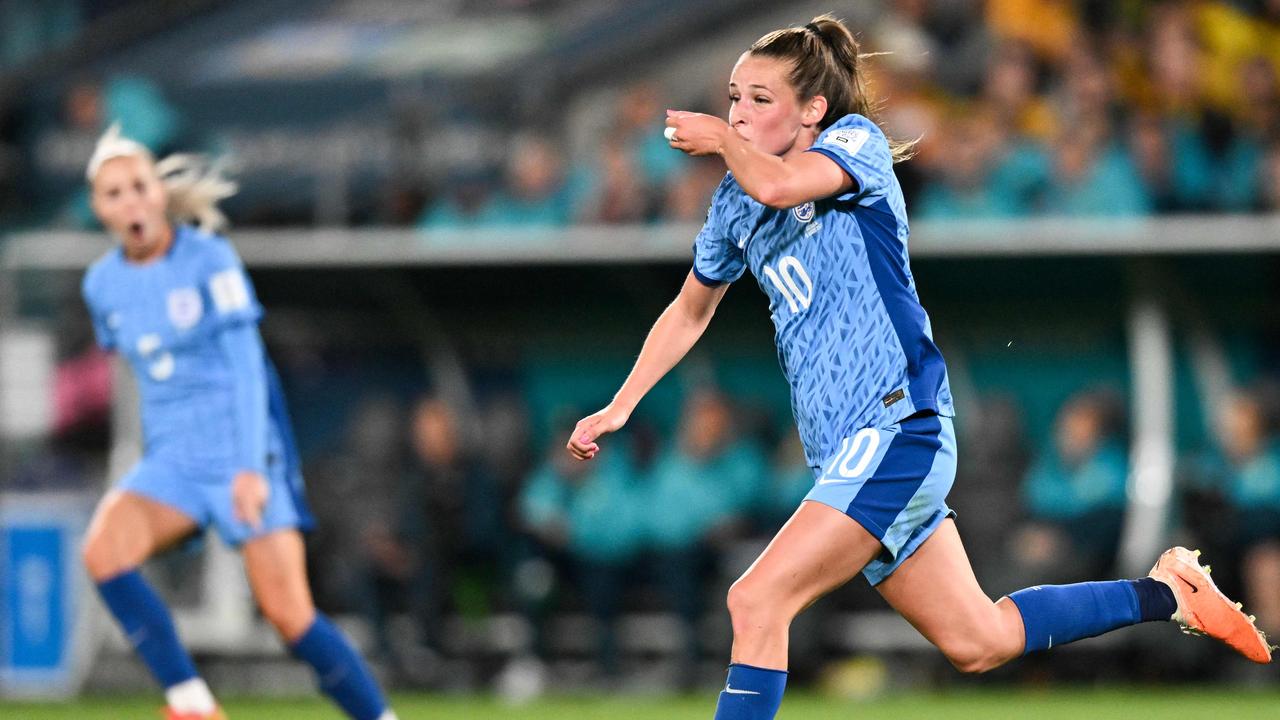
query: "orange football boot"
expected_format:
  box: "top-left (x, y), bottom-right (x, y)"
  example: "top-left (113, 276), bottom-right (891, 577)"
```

top-left (1149, 546), bottom-right (1274, 663)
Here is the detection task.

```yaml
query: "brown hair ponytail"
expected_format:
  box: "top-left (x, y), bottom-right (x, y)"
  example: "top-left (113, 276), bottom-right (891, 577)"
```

top-left (749, 13), bottom-right (916, 163)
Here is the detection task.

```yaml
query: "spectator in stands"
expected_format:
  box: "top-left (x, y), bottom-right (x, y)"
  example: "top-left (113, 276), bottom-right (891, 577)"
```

top-left (0, 0), bottom-right (81, 70)
top-left (1261, 137), bottom-right (1280, 212)
top-left (308, 395), bottom-right (405, 615)
top-left (588, 141), bottom-right (651, 224)
top-left (1042, 117), bottom-right (1151, 216)
top-left (662, 155), bottom-right (728, 223)
top-left (1144, 2), bottom-right (1205, 116)
top-left (518, 426), bottom-right (645, 677)
top-left (758, 434), bottom-right (814, 531)
top-left (983, 41), bottom-right (1055, 143)
top-left (362, 396), bottom-right (507, 670)
top-left (1128, 111), bottom-right (1213, 213)
top-left (1218, 57), bottom-right (1279, 212)
top-left (481, 133), bottom-right (577, 228)
top-left (642, 389), bottom-right (765, 676)
top-left (916, 108), bottom-right (1022, 218)
top-left (1212, 388), bottom-right (1280, 637)
top-left (415, 167), bottom-right (496, 232)
top-left (614, 82), bottom-right (687, 198)
top-left (1013, 389), bottom-right (1128, 582)
top-left (986, 0), bottom-right (1081, 65)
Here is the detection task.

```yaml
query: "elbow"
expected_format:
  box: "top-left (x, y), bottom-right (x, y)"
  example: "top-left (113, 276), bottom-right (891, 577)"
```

top-left (678, 301), bottom-right (716, 329)
top-left (673, 293), bottom-right (717, 329)
top-left (754, 181), bottom-right (793, 210)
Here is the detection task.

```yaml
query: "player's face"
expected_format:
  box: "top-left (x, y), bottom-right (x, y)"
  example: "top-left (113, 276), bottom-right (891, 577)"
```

top-left (728, 53), bottom-right (812, 157)
top-left (91, 154), bottom-right (170, 260)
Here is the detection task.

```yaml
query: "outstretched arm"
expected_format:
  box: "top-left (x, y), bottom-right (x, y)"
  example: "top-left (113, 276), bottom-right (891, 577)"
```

top-left (665, 110), bottom-right (853, 209)
top-left (566, 271), bottom-right (729, 460)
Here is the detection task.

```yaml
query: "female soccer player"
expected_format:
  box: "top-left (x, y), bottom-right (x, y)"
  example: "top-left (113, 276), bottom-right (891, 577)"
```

top-left (79, 125), bottom-right (397, 720)
top-left (567, 15), bottom-right (1272, 720)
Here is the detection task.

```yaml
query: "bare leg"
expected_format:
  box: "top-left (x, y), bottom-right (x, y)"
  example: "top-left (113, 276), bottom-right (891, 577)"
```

top-left (242, 529), bottom-right (316, 642)
top-left (244, 529), bottom-right (392, 720)
top-left (83, 490), bottom-right (215, 713)
top-left (875, 518), bottom-right (1025, 673)
top-left (727, 500), bottom-right (882, 669)
top-left (82, 490), bottom-right (199, 580)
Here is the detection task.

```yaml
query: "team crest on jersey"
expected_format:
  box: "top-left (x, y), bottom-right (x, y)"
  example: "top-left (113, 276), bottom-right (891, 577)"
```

top-left (167, 287), bottom-right (203, 330)
top-left (792, 202), bottom-right (815, 223)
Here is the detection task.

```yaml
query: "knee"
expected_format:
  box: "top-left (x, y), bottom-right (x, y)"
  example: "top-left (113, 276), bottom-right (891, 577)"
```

top-left (941, 640), bottom-right (1004, 674)
top-left (81, 530), bottom-right (134, 582)
top-left (726, 578), bottom-right (790, 637)
top-left (258, 594), bottom-right (316, 644)
top-left (937, 628), bottom-right (1020, 675)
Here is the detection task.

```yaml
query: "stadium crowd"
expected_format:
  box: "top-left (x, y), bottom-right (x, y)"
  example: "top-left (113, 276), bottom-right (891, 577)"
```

top-left (4, 0), bottom-right (1280, 232)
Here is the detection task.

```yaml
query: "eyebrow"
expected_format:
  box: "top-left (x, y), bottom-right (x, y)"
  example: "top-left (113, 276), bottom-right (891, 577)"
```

top-left (728, 83), bottom-right (773, 91)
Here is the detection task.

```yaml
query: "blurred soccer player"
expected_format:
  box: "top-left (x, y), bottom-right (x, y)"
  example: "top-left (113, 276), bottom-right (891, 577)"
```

top-left (567, 14), bottom-right (1272, 720)
top-left (79, 125), bottom-right (397, 720)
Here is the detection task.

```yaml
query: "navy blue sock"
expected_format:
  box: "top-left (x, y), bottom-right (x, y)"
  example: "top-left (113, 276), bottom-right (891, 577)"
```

top-left (1130, 577), bottom-right (1178, 621)
top-left (290, 613), bottom-right (387, 720)
top-left (712, 663), bottom-right (787, 720)
top-left (1008, 579), bottom-right (1170, 654)
top-left (96, 569), bottom-right (198, 688)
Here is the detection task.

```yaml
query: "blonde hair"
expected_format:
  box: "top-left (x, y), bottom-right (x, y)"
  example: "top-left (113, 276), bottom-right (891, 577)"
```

top-left (87, 123), bottom-right (238, 233)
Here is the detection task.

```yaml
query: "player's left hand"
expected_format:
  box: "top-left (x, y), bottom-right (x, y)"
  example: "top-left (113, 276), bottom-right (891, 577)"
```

top-left (665, 109), bottom-right (731, 156)
top-left (232, 470), bottom-right (269, 530)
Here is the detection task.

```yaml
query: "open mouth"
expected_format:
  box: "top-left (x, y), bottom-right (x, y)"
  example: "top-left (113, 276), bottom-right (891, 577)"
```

top-left (127, 221), bottom-right (145, 239)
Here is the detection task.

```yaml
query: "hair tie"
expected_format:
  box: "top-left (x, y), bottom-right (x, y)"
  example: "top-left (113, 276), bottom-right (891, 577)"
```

top-left (804, 22), bottom-right (823, 37)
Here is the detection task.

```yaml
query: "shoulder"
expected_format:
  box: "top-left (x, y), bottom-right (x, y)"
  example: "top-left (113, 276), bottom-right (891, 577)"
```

top-left (813, 114), bottom-right (887, 154)
top-left (713, 172), bottom-right (746, 203)
top-left (82, 249), bottom-right (121, 302)
top-left (179, 225), bottom-right (243, 270)
top-left (709, 172), bottom-right (758, 219)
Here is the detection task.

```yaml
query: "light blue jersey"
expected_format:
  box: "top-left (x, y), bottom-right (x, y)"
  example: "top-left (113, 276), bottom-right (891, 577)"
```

top-left (693, 113), bottom-right (954, 469)
top-left (82, 225), bottom-right (310, 544)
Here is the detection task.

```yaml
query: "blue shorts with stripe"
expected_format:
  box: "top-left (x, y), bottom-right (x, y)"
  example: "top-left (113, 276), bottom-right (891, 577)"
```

top-left (804, 412), bottom-right (957, 585)
top-left (118, 449), bottom-right (314, 548)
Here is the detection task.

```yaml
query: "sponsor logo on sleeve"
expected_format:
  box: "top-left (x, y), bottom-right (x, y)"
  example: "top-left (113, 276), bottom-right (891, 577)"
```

top-left (209, 268), bottom-right (251, 314)
top-left (823, 127), bottom-right (870, 155)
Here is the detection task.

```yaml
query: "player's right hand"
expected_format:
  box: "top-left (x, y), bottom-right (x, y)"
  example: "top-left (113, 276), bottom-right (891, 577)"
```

top-left (232, 470), bottom-right (269, 530)
top-left (566, 404), bottom-right (630, 461)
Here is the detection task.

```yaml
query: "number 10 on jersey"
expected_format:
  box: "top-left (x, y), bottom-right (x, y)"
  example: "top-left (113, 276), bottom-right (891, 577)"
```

top-left (762, 256), bottom-right (813, 314)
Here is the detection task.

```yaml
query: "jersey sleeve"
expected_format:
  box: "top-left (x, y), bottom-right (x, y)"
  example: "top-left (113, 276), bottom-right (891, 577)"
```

top-left (691, 175), bottom-right (747, 286)
top-left (805, 114), bottom-right (894, 202)
top-left (80, 268), bottom-right (115, 351)
top-left (202, 237), bottom-right (263, 327)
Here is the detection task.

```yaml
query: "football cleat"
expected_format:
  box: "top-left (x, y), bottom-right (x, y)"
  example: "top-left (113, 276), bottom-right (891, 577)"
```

top-left (163, 706), bottom-right (227, 720)
top-left (1149, 546), bottom-right (1275, 663)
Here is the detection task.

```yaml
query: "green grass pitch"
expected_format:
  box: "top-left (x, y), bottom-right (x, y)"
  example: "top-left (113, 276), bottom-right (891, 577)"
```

top-left (3, 688), bottom-right (1279, 720)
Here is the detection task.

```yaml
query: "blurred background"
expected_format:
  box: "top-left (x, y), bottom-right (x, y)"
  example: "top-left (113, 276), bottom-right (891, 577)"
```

top-left (2, 0), bottom-right (1280, 713)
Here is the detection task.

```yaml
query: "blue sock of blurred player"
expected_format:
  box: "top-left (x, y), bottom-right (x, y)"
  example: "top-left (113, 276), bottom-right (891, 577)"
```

top-left (290, 613), bottom-right (388, 720)
top-left (1008, 577), bottom-right (1177, 653)
top-left (96, 569), bottom-right (200, 687)
top-left (712, 663), bottom-right (787, 720)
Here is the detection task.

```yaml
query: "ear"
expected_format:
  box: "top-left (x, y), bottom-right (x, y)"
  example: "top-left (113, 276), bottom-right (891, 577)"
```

top-left (803, 95), bottom-right (828, 128)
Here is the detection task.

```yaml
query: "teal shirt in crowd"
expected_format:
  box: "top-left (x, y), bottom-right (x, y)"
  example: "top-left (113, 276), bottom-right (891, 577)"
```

top-left (1024, 440), bottom-right (1128, 521)
top-left (1043, 146), bottom-right (1151, 217)
top-left (519, 453), bottom-right (645, 564)
top-left (1229, 442), bottom-right (1280, 511)
top-left (643, 442), bottom-right (765, 551)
